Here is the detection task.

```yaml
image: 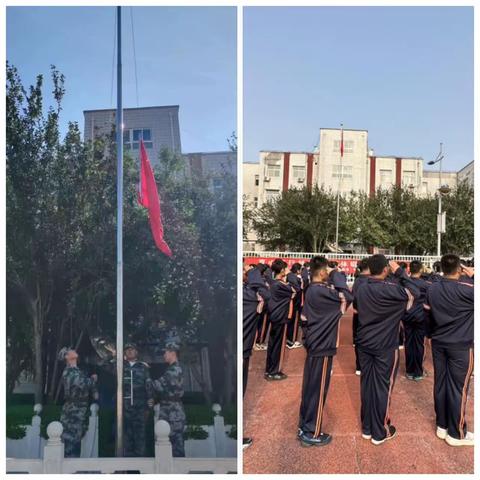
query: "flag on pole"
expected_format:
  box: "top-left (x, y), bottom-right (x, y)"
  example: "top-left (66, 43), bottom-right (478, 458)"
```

top-left (340, 127), bottom-right (344, 158)
top-left (138, 140), bottom-right (172, 257)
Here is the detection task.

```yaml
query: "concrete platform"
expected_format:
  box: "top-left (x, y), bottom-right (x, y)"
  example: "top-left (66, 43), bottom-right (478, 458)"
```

top-left (243, 312), bottom-right (474, 474)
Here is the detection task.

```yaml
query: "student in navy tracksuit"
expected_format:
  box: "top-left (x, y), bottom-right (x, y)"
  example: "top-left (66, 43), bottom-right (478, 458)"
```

top-left (287, 263), bottom-right (303, 349)
top-left (265, 259), bottom-right (296, 381)
top-left (298, 256), bottom-right (353, 447)
top-left (356, 255), bottom-right (419, 445)
top-left (254, 264), bottom-right (273, 349)
top-left (424, 254), bottom-right (474, 447)
top-left (243, 264), bottom-right (270, 449)
top-left (403, 260), bottom-right (430, 381)
top-left (352, 258), bottom-right (370, 375)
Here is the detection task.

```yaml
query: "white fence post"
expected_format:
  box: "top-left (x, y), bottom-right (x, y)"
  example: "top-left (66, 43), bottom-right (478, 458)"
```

top-left (43, 422), bottom-right (64, 474)
top-left (153, 403), bottom-right (160, 423)
top-left (28, 404), bottom-right (42, 458)
top-left (154, 420), bottom-right (173, 474)
top-left (212, 404), bottom-right (225, 458)
top-left (81, 403), bottom-right (99, 458)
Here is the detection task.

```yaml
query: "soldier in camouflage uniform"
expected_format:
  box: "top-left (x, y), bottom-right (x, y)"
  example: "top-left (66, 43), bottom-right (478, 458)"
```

top-left (104, 342), bottom-right (154, 457)
top-left (58, 347), bottom-right (98, 458)
top-left (152, 337), bottom-right (186, 457)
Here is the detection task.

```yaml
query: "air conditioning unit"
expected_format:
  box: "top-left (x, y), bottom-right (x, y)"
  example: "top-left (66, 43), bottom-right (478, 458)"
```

top-left (264, 177), bottom-right (271, 182)
top-left (297, 178), bottom-right (305, 183)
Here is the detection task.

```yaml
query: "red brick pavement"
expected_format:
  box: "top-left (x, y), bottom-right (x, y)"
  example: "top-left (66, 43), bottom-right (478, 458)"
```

top-left (243, 312), bottom-right (474, 474)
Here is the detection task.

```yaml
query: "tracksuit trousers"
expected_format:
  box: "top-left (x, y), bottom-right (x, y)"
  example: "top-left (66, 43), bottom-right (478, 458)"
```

top-left (299, 355), bottom-right (333, 438)
top-left (358, 348), bottom-right (399, 441)
top-left (352, 312), bottom-right (360, 371)
top-left (432, 343), bottom-right (474, 440)
top-left (265, 323), bottom-right (288, 375)
top-left (404, 320), bottom-right (426, 377)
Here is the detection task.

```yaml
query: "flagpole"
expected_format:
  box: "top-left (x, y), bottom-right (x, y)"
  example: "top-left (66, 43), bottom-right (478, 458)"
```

top-left (115, 5), bottom-right (124, 457)
top-left (334, 123), bottom-right (343, 252)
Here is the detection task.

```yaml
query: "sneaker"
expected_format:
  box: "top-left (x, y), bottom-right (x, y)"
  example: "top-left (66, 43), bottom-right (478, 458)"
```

top-left (259, 343), bottom-right (268, 351)
top-left (264, 372), bottom-right (288, 381)
top-left (413, 375), bottom-right (424, 382)
top-left (399, 345), bottom-right (404, 350)
top-left (445, 432), bottom-right (474, 447)
top-left (243, 437), bottom-right (253, 449)
top-left (355, 370), bottom-right (361, 376)
top-left (297, 427), bottom-right (303, 438)
top-left (293, 341), bottom-right (303, 348)
top-left (299, 432), bottom-right (332, 447)
top-left (405, 374), bottom-right (415, 381)
top-left (436, 427), bottom-right (447, 440)
top-left (286, 341), bottom-right (294, 350)
top-left (361, 433), bottom-right (372, 440)
top-left (371, 425), bottom-right (397, 445)
top-left (253, 343), bottom-right (262, 351)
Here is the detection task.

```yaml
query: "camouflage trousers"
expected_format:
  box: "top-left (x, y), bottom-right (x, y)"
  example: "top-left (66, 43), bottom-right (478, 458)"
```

top-left (60, 401), bottom-right (88, 458)
top-left (124, 404), bottom-right (148, 457)
top-left (158, 401), bottom-right (186, 457)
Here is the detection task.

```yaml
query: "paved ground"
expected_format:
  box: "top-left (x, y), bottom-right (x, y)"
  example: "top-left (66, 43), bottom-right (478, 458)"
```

top-left (243, 312), bottom-right (474, 474)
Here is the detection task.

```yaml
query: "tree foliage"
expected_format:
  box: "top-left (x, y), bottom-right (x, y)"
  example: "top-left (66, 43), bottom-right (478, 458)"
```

top-left (248, 183), bottom-right (473, 255)
top-left (7, 64), bottom-right (236, 405)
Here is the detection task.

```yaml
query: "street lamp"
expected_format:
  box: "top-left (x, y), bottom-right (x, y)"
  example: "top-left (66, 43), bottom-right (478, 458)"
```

top-left (427, 143), bottom-right (450, 257)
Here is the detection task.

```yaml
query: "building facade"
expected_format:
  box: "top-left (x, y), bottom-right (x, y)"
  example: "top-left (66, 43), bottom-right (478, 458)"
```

top-left (84, 105), bottom-right (182, 164)
top-left (244, 127), bottom-right (472, 250)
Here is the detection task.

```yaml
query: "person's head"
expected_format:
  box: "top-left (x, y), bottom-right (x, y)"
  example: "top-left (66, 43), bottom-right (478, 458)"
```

top-left (59, 347), bottom-right (78, 365)
top-left (409, 260), bottom-right (423, 277)
top-left (310, 256), bottom-right (330, 282)
top-left (441, 254), bottom-right (462, 278)
top-left (256, 263), bottom-right (268, 276)
top-left (271, 258), bottom-right (288, 279)
top-left (163, 348), bottom-right (178, 365)
top-left (303, 262), bottom-right (310, 269)
top-left (433, 261), bottom-right (442, 273)
top-left (124, 343), bottom-right (138, 361)
top-left (367, 254), bottom-right (389, 279)
top-left (243, 263), bottom-right (250, 282)
top-left (291, 263), bottom-right (302, 274)
top-left (357, 258), bottom-right (370, 275)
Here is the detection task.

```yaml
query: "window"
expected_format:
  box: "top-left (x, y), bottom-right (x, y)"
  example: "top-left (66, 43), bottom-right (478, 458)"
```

top-left (265, 189), bottom-right (280, 202)
top-left (124, 128), bottom-right (153, 150)
top-left (266, 164), bottom-right (281, 178)
top-left (254, 196), bottom-right (258, 208)
top-left (212, 178), bottom-right (223, 193)
top-left (403, 170), bottom-right (416, 187)
top-left (380, 169), bottom-right (393, 186)
top-left (333, 140), bottom-right (354, 153)
top-left (332, 165), bottom-right (353, 178)
top-left (254, 174), bottom-right (259, 186)
top-left (292, 166), bottom-right (305, 179)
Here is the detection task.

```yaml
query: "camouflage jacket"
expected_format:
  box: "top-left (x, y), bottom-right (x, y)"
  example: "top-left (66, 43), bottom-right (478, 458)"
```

top-left (62, 366), bottom-right (97, 403)
top-left (123, 361), bottom-right (154, 407)
top-left (152, 362), bottom-right (184, 402)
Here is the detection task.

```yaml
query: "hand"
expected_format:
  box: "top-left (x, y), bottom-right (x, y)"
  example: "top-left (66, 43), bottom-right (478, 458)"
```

top-left (389, 260), bottom-right (400, 273)
top-left (147, 399), bottom-right (154, 408)
top-left (461, 265), bottom-right (474, 278)
top-left (91, 374), bottom-right (98, 382)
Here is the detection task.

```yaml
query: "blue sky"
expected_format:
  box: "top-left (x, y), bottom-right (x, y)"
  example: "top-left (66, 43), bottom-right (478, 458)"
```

top-left (244, 6), bottom-right (473, 171)
top-left (7, 6), bottom-right (236, 153)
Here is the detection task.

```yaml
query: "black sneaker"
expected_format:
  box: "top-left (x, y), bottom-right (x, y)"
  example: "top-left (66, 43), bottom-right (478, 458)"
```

top-left (371, 425), bottom-right (397, 445)
top-left (299, 432), bottom-right (332, 447)
top-left (243, 437), bottom-right (253, 449)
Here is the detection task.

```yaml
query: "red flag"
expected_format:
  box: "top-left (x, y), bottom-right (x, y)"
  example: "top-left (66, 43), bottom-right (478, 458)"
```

top-left (340, 128), bottom-right (344, 158)
top-left (138, 140), bottom-right (172, 257)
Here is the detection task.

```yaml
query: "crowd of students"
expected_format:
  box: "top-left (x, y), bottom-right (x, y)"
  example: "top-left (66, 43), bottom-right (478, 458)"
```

top-left (243, 254), bottom-right (474, 450)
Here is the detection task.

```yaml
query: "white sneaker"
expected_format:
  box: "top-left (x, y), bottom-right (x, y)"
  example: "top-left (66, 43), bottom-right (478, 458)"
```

top-left (399, 345), bottom-right (404, 350)
top-left (286, 342), bottom-right (294, 350)
top-left (445, 432), bottom-right (474, 447)
top-left (293, 341), bottom-right (303, 348)
top-left (436, 427), bottom-right (447, 440)
top-left (253, 344), bottom-right (262, 351)
top-left (355, 370), bottom-right (361, 376)
top-left (361, 433), bottom-right (371, 440)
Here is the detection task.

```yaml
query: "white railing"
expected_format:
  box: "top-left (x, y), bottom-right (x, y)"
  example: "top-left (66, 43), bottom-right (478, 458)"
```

top-left (244, 251), bottom-right (443, 263)
top-left (6, 420), bottom-right (237, 474)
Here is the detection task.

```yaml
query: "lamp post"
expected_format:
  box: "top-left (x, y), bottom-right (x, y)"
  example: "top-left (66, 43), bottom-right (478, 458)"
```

top-left (427, 143), bottom-right (450, 257)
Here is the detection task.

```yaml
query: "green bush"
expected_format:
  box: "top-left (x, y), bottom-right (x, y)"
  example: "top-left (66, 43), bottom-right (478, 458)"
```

top-left (184, 425), bottom-right (209, 440)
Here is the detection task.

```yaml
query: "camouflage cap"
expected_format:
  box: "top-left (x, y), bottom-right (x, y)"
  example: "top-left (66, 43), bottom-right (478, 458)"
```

top-left (164, 331), bottom-right (181, 352)
top-left (124, 342), bottom-right (137, 351)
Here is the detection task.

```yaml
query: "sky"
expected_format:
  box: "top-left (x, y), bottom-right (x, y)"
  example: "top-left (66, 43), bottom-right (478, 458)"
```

top-left (7, 6), bottom-right (236, 153)
top-left (244, 6), bottom-right (473, 171)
